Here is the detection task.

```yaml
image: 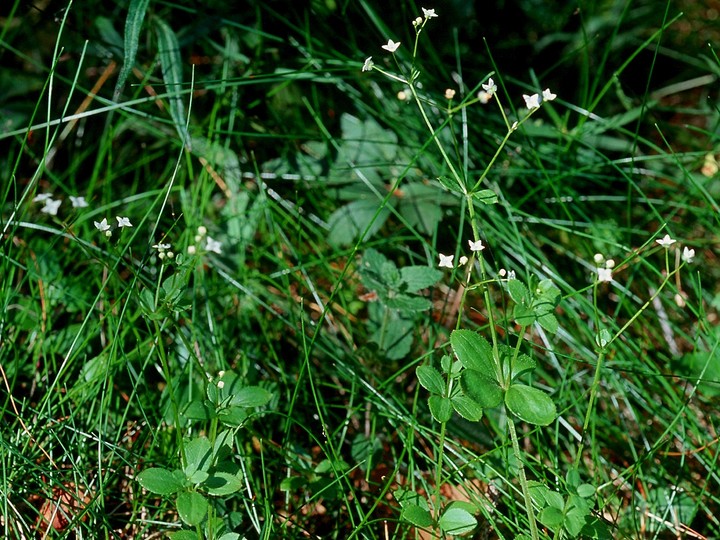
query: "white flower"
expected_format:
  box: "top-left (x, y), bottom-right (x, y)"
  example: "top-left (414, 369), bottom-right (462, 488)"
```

top-left (468, 239), bottom-right (485, 252)
top-left (605, 259), bottom-right (615, 269)
top-left (507, 270), bottom-right (516, 280)
top-left (153, 243), bottom-right (171, 251)
top-left (593, 253), bottom-right (604, 264)
top-left (498, 269), bottom-right (507, 277)
top-left (482, 78), bottom-right (497, 95)
top-left (438, 253), bottom-right (454, 268)
top-left (597, 267), bottom-right (613, 283)
top-left (656, 234), bottom-right (676, 248)
top-left (542, 88), bottom-right (557, 101)
top-left (69, 196), bottom-right (88, 208)
top-left (681, 246), bottom-right (695, 263)
top-left (94, 218), bottom-right (111, 232)
top-left (40, 198), bottom-right (62, 216)
top-left (412, 17), bottom-right (423, 27)
top-left (205, 236), bottom-right (222, 254)
top-left (187, 245), bottom-right (197, 255)
top-left (510, 121), bottom-right (519, 131)
top-left (444, 88), bottom-right (456, 100)
top-left (523, 93), bottom-right (540, 110)
top-left (422, 7), bottom-right (438, 18)
top-left (477, 91), bottom-right (492, 104)
top-left (116, 216), bottom-right (132, 228)
top-left (459, 255), bottom-right (469, 266)
top-left (33, 193), bottom-right (53, 202)
top-left (197, 225), bottom-right (207, 236)
top-left (382, 39), bottom-right (401, 53)
top-left (362, 56), bottom-right (374, 72)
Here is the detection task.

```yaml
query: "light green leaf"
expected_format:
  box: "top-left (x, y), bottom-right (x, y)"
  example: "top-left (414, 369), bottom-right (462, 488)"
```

top-left (428, 395), bottom-right (453, 423)
top-left (183, 436), bottom-right (212, 478)
top-left (137, 467), bottom-right (184, 495)
top-left (505, 384), bottom-right (556, 426)
top-left (400, 266), bottom-right (442, 293)
top-left (511, 353), bottom-right (536, 380)
top-left (460, 369), bottom-right (503, 409)
top-left (327, 200), bottom-right (391, 246)
top-left (168, 531), bottom-right (199, 540)
top-left (472, 189), bottom-right (498, 205)
top-left (451, 394), bottom-right (484, 421)
top-left (205, 466), bottom-right (243, 496)
top-left (176, 491), bottom-right (208, 526)
top-left (401, 504), bottom-right (434, 528)
top-left (229, 386), bottom-right (272, 408)
top-left (450, 329), bottom-right (495, 374)
top-left (538, 506), bottom-right (563, 530)
top-left (416, 365), bottom-right (445, 395)
top-left (438, 506), bottom-right (477, 535)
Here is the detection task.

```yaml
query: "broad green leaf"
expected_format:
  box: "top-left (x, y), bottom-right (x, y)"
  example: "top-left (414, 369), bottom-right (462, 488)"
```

top-left (182, 399), bottom-right (214, 421)
top-left (566, 469), bottom-right (581, 490)
top-left (538, 506), bottom-right (563, 530)
top-left (154, 17), bottom-right (189, 145)
top-left (114, 0), bottom-right (150, 100)
top-left (217, 406), bottom-right (249, 427)
top-left (217, 534), bottom-right (241, 540)
top-left (451, 394), bottom-right (484, 421)
top-left (537, 312), bottom-right (559, 334)
top-left (508, 279), bottom-right (530, 305)
top-left (580, 517), bottom-right (613, 539)
top-left (400, 266), bottom-right (442, 293)
top-left (176, 491), bottom-right (208, 526)
top-left (511, 353), bottom-right (536, 380)
top-left (438, 506), bottom-right (477, 535)
top-left (428, 395), bottom-right (453, 423)
top-left (384, 294), bottom-right (431, 312)
top-left (183, 436), bottom-right (212, 478)
top-left (137, 467), bottom-right (184, 495)
top-left (205, 467), bottom-right (243, 496)
top-left (450, 329), bottom-right (495, 374)
top-left (168, 531), bottom-right (199, 540)
top-left (416, 365), bottom-right (445, 395)
top-left (505, 384), bottom-right (556, 426)
top-left (370, 317), bottom-right (413, 359)
top-left (565, 502), bottom-right (590, 536)
top-left (577, 483), bottom-right (596, 498)
top-left (460, 369), bottom-right (503, 409)
top-left (229, 386), bottom-right (272, 408)
top-left (401, 504), bottom-right (433, 528)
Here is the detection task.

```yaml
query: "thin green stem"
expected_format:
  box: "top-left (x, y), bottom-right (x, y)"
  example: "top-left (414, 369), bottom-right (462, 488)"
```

top-left (508, 417), bottom-right (540, 540)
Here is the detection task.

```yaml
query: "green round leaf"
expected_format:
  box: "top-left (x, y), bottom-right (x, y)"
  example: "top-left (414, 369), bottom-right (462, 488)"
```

top-left (505, 384), bottom-right (557, 426)
top-left (401, 503), bottom-right (434, 528)
top-left (177, 491), bottom-right (208, 526)
top-left (450, 394), bottom-right (483, 421)
top-left (428, 395), bottom-right (453, 423)
top-left (460, 369), bottom-right (503, 409)
top-left (230, 386), bottom-right (272, 408)
top-left (450, 329), bottom-right (495, 374)
top-left (538, 506), bottom-right (564, 530)
top-left (136, 467), bottom-right (184, 495)
top-left (577, 483), bottom-right (596, 498)
top-left (416, 365), bottom-right (445, 395)
top-left (438, 506), bottom-right (477, 535)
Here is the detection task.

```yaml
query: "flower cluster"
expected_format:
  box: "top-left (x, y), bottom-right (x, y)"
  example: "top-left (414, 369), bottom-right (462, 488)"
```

top-left (187, 225), bottom-right (222, 255)
top-left (153, 242), bottom-right (174, 261)
top-left (593, 253), bottom-right (615, 283)
top-left (33, 193), bottom-right (88, 216)
top-left (438, 238), bottom-right (486, 269)
top-left (656, 234), bottom-right (695, 263)
top-left (94, 216), bottom-right (133, 238)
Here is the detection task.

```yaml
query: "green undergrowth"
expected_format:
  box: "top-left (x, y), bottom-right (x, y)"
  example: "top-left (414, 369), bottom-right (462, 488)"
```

top-left (1, 0), bottom-right (719, 538)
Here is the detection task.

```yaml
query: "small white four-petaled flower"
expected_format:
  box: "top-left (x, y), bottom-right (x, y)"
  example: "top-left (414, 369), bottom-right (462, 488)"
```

top-left (542, 88), bottom-right (557, 101)
top-left (655, 234), bottom-right (676, 248)
top-left (482, 78), bottom-right (497, 95)
top-left (597, 267), bottom-right (613, 283)
top-left (438, 253), bottom-right (454, 268)
top-left (362, 57), bottom-right (374, 72)
top-left (116, 216), bottom-right (133, 228)
top-left (523, 93), bottom-right (540, 110)
top-left (40, 198), bottom-right (62, 216)
top-left (468, 239), bottom-right (485, 252)
top-left (382, 40), bottom-right (401, 53)
top-left (422, 7), bottom-right (438, 18)
top-left (94, 218), bottom-right (110, 232)
top-left (70, 196), bottom-right (89, 208)
top-left (682, 246), bottom-right (695, 263)
top-left (205, 237), bottom-right (222, 254)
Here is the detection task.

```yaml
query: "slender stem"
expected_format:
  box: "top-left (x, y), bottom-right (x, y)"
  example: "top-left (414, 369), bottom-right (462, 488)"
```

top-left (508, 417), bottom-right (540, 540)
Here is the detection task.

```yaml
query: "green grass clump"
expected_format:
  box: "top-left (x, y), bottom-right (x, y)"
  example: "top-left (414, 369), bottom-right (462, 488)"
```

top-left (1, 0), bottom-right (719, 538)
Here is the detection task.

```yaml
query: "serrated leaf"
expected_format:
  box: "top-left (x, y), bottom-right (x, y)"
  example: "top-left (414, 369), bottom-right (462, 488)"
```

top-left (511, 353), bottom-right (536, 380)
top-left (460, 369), bottom-right (503, 408)
top-left (416, 365), bottom-right (445, 395)
top-left (401, 504), bottom-right (434, 527)
top-left (137, 467), bottom-right (184, 495)
top-left (154, 17), bottom-right (189, 145)
top-left (508, 279), bottom-right (531, 305)
top-left (176, 491), bottom-right (208, 526)
top-left (450, 329), bottom-right (495, 374)
top-left (451, 394), bottom-right (484, 421)
top-left (384, 294), bottom-right (431, 312)
top-left (400, 266), bottom-right (442, 293)
top-left (505, 384), bottom-right (556, 426)
top-left (428, 395), bottom-right (453, 423)
top-left (327, 200), bottom-right (391, 246)
top-left (537, 312), bottom-right (559, 334)
top-left (438, 507), bottom-right (477, 535)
